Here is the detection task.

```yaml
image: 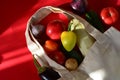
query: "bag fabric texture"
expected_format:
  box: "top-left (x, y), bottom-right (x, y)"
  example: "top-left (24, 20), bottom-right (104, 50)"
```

top-left (25, 6), bottom-right (120, 80)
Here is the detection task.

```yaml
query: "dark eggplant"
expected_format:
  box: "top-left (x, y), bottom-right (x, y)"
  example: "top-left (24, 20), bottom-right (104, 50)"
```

top-left (39, 67), bottom-right (61, 80)
top-left (33, 56), bottom-right (61, 80)
top-left (70, 0), bottom-right (87, 15)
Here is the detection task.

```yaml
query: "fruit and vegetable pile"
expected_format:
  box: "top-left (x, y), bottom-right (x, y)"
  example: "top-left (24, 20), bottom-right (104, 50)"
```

top-left (30, 0), bottom-right (119, 79)
top-left (32, 17), bottom-right (85, 71)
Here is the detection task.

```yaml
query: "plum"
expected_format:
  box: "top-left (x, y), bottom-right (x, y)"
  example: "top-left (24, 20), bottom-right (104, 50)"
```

top-left (31, 23), bottom-right (45, 38)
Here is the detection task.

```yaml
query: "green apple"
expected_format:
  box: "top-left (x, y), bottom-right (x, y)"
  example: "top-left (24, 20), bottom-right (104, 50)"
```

top-left (61, 31), bottom-right (77, 52)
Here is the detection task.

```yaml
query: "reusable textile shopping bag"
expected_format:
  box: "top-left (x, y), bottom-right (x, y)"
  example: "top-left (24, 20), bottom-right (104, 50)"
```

top-left (25, 6), bottom-right (120, 80)
top-left (80, 27), bottom-right (120, 80)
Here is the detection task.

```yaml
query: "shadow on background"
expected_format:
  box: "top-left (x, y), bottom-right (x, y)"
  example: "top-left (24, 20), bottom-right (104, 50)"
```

top-left (0, 56), bottom-right (40, 80)
top-left (0, 0), bottom-right (38, 34)
top-left (0, 55), bottom-right (3, 64)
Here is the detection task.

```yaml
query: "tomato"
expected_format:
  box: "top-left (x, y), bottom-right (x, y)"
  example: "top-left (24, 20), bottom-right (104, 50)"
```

top-left (61, 31), bottom-right (77, 52)
top-left (100, 7), bottom-right (119, 25)
top-left (43, 40), bottom-right (59, 53)
top-left (53, 51), bottom-right (66, 65)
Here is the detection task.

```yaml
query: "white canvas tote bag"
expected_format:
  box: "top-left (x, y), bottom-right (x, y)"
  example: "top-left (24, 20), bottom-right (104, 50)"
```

top-left (25, 6), bottom-right (120, 80)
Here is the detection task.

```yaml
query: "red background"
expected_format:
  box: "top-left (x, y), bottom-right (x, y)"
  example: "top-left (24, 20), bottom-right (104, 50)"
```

top-left (0, 0), bottom-right (120, 80)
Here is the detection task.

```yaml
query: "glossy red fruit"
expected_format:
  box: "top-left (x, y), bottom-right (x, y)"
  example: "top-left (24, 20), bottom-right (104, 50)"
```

top-left (53, 51), bottom-right (66, 65)
top-left (100, 7), bottom-right (119, 25)
top-left (43, 40), bottom-right (59, 53)
top-left (46, 20), bottom-right (65, 40)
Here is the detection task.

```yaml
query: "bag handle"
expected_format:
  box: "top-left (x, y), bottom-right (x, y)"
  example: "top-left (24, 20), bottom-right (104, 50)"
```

top-left (25, 19), bottom-right (50, 67)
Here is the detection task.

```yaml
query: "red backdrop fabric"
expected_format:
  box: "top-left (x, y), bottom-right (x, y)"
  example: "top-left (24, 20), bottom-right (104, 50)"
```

top-left (0, 0), bottom-right (120, 80)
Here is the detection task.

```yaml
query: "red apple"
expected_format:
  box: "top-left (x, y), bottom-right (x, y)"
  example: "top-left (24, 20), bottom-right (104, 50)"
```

top-left (100, 7), bottom-right (119, 25)
top-left (46, 20), bottom-right (65, 40)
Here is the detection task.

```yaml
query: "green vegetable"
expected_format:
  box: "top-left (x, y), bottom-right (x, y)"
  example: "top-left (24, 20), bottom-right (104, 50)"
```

top-left (85, 10), bottom-right (105, 32)
top-left (60, 44), bottom-right (83, 64)
top-left (68, 18), bottom-right (85, 31)
top-left (67, 50), bottom-right (84, 64)
top-left (68, 19), bottom-right (95, 56)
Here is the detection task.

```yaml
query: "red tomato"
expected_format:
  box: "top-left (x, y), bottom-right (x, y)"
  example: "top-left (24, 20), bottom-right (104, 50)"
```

top-left (100, 7), bottom-right (119, 25)
top-left (53, 51), bottom-right (66, 65)
top-left (43, 40), bottom-right (59, 53)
